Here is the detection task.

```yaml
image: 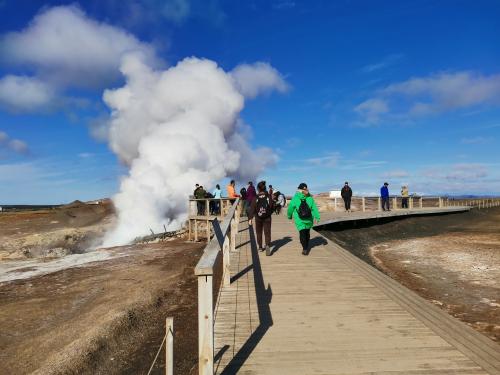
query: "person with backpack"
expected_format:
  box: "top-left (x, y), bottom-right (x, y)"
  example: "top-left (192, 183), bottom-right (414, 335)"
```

top-left (341, 181), bottom-right (353, 212)
top-left (287, 183), bottom-right (320, 255)
top-left (248, 180), bottom-right (274, 256)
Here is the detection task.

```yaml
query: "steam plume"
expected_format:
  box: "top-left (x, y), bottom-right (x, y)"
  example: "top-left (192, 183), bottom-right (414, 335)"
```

top-left (102, 55), bottom-right (286, 246)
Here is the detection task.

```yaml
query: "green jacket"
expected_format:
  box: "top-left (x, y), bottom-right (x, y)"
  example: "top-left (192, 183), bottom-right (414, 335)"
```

top-left (287, 191), bottom-right (320, 231)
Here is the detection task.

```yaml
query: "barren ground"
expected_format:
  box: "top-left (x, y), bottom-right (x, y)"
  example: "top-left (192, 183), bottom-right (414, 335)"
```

top-left (0, 204), bottom-right (203, 374)
top-left (320, 207), bottom-right (500, 343)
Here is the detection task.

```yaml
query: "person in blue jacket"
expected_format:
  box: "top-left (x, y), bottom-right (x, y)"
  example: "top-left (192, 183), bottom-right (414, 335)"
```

top-left (380, 182), bottom-right (390, 211)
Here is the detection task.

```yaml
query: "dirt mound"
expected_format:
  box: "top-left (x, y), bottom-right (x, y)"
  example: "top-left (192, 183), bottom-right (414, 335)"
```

top-left (0, 200), bottom-right (114, 260)
top-left (63, 200), bottom-right (85, 208)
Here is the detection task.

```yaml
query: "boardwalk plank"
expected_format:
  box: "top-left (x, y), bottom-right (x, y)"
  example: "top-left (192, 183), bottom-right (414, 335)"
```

top-left (213, 208), bottom-right (499, 374)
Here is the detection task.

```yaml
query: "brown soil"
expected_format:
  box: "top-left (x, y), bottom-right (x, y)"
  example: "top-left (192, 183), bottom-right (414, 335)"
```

top-left (320, 207), bottom-right (500, 343)
top-left (0, 200), bottom-right (115, 260)
top-left (0, 240), bottom-right (203, 375)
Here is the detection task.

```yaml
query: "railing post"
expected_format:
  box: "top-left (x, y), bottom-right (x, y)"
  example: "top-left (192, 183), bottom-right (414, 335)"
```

top-left (223, 235), bottom-right (231, 287)
top-left (420, 197), bottom-right (423, 208)
top-left (198, 275), bottom-right (213, 375)
top-left (230, 218), bottom-right (237, 253)
top-left (166, 317), bottom-right (174, 375)
top-left (334, 197), bottom-right (337, 212)
top-left (409, 197), bottom-right (413, 209)
top-left (362, 197), bottom-right (366, 212)
top-left (378, 197), bottom-right (381, 211)
top-left (393, 197), bottom-right (397, 210)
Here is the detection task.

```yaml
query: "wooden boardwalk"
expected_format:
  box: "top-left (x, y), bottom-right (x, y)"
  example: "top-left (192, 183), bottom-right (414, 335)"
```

top-left (213, 208), bottom-right (500, 374)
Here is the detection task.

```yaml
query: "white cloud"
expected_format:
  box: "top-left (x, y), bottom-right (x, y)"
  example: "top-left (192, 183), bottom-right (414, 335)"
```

top-left (8, 139), bottom-right (29, 154)
top-left (0, 131), bottom-right (30, 155)
top-left (355, 71), bottom-right (500, 124)
top-left (354, 98), bottom-right (389, 124)
top-left (0, 5), bottom-right (158, 90)
top-left (0, 75), bottom-right (55, 112)
top-left (231, 62), bottom-right (289, 99)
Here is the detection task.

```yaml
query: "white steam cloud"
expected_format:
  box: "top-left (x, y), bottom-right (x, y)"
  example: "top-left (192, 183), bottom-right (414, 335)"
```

top-left (102, 55), bottom-right (286, 246)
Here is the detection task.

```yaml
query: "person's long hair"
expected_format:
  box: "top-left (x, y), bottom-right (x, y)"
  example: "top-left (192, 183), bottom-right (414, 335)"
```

top-left (257, 181), bottom-right (266, 193)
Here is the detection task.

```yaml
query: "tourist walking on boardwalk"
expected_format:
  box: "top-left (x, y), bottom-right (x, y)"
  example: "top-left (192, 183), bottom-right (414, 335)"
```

top-left (240, 187), bottom-right (248, 216)
top-left (248, 181), bottom-right (274, 256)
top-left (401, 185), bottom-right (409, 209)
top-left (287, 183), bottom-right (320, 256)
top-left (341, 181), bottom-right (353, 212)
top-left (226, 180), bottom-right (240, 200)
top-left (381, 182), bottom-right (390, 211)
top-left (269, 184), bottom-right (274, 197)
top-left (246, 181), bottom-right (256, 215)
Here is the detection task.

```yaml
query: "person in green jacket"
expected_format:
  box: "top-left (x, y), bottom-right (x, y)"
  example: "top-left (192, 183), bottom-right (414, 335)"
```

top-left (287, 182), bottom-right (320, 255)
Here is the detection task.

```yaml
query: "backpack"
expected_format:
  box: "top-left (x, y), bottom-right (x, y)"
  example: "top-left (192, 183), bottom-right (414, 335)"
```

top-left (297, 198), bottom-right (312, 219)
top-left (256, 193), bottom-right (271, 218)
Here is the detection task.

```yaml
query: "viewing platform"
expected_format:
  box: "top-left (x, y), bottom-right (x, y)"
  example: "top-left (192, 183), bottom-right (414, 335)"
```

top-left (193, 199), bottom-right (500, 375)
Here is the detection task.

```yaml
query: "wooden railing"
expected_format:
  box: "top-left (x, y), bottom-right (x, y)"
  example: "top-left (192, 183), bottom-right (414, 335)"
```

top-left (326, 196), bottom-right (500, 212)
top-left (194, 198), bottom-right (241, 375)
top-left (188, 198), bottom-right (237, 242)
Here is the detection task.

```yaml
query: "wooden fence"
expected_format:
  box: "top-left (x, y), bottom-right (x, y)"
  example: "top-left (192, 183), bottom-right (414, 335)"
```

top-left (194, 198), bottom-right (241, 375)
top-left (187, 198), bottom-right (237, 242)
top-left (327, 196), bottom-right (500, 212)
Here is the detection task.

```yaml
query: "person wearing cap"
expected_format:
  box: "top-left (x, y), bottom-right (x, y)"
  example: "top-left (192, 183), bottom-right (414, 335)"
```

top-left (287, 183), bottom-right (320, 255)
top-left (341, 181), bottom-right (353, 212)
top-left (401, 185), bottom-right (409, 209)
top-left (380, 182), bottom-right (390, 211)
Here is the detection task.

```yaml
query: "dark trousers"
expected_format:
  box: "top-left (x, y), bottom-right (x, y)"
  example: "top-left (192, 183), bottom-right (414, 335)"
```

top-left (299, 229), bottom-right (311, 251)
top-left (255, 216), bottom-right (272, 248)
top-left (197, 201), bottom-right (206, 215)
top-left (402, 197), bottom-right (408, 209)
top-left (381, 197), bottom-right (390, 210)
top-left (210, 201), bottom-right (220, 215)
top-left (343, 197), bottom-right (351, 210)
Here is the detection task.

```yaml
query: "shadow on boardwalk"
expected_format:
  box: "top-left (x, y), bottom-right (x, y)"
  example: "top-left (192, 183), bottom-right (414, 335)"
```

top-left (217, 224), bottom-right (274, 374)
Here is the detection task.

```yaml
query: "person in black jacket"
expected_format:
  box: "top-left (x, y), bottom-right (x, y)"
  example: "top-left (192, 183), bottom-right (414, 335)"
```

top-left (341, 181), bottom-right (353, 212)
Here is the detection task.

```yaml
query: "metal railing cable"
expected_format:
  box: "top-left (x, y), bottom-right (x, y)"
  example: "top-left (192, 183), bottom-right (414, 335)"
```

top-left (146, 331), bottom-right (167, 375)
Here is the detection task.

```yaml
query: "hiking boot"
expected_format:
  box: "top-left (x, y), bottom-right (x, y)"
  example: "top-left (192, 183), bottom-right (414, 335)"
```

top-left (302, 249), bottom-right (308, 256)
top-left (265, 245), bottom-right (271, 256)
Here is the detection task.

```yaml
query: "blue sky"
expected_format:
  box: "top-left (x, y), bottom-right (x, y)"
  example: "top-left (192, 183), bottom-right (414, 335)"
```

top-left (1, 0), bottom-right (499, 204)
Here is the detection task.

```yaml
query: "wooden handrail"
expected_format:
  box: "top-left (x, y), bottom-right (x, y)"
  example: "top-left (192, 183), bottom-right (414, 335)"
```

top-left (194, 198), bottom-right (240, 276)
top-left (194, 198), bottom-right (240, 375)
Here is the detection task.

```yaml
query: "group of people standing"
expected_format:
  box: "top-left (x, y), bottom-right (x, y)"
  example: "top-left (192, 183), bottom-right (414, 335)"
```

top-left (339, 181), bottom-right (411, 212)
